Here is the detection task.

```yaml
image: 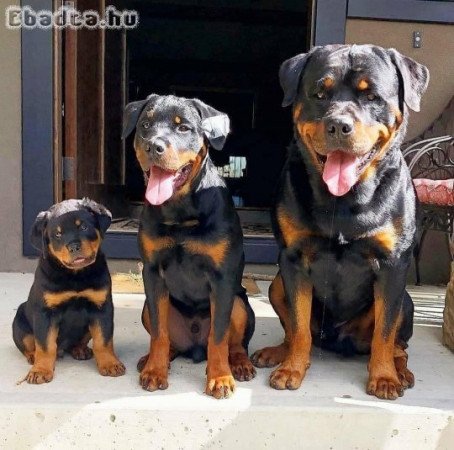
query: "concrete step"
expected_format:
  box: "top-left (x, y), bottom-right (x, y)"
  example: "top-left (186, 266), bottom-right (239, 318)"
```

top-left (1, 273), bottom-right (453, 449)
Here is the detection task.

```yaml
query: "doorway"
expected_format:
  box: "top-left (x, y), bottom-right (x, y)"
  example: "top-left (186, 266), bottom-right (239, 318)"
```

top-left (58, 1), bottom-right (311, 244)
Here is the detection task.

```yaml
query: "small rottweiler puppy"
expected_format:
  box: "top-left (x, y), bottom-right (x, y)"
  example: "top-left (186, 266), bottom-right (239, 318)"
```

top-left (13, 199), bottom-right (125, 384)
top-left (122, 95), bottom-right (255, 399)
top-left (251, 45), bottom-right (429, 400)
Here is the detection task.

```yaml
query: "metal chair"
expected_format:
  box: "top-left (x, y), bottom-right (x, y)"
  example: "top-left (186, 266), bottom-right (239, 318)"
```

top-left (402, 135), bottom-right (454, 284)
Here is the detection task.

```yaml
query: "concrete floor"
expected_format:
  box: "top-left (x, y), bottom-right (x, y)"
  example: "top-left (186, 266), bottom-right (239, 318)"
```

top-left (1, 272), bottom-right (454, 450)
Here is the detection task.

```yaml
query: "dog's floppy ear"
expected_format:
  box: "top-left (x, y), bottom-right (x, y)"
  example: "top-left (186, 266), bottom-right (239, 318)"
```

top-left (190, 98), bottom-right (230, 150)
top-left (122, 94), bottom-right (159, 139)
top-left (81, 198), bottom-right (112, 236)
top-left (388, 49), bottom-right (429, 112)
top-left (280, 51), bottom-right (314, 107)
top-left (30, 210), bottom-right (49, 251)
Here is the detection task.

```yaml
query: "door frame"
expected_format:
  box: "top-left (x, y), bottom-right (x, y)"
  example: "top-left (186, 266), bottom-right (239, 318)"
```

top-left (313, 0), bottom-right (454, 46)
top-left (22, 0), bottom-right (54, 257)
top-left (21, 0), bottom-right (280, 262)
top-left (22, 0), bottom-right (454, 260)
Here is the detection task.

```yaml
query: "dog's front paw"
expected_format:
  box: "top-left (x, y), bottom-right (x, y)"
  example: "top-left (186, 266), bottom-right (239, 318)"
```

top-left (269, 360), bottom-right (309, 390)
top-left (98, 359), bottom-right (126, 377)
top-left (140, 367), bottom-right (168, 391)
top-left (367, 375), bottom-right (403, 400)
top-left (205, 375), bottom-right (235, 399)
top-left (26, 367), bottom-right (54, 384)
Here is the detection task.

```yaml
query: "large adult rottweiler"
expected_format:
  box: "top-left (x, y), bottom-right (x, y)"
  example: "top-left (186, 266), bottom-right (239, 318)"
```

top-left (13, 199), bottom-right (125, 383)
top-left (251, 45), bottom-right (429, 400)
top-left (122, 95), bottom-right (255, 399)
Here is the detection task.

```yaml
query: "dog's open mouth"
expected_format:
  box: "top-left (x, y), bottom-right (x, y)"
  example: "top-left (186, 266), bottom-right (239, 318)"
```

top-left (145, 163), bottom-right (193, 206)
top-left (65, 254), bottom-right (96, 269)
top-left (316, 147), bottom-right (378, 197)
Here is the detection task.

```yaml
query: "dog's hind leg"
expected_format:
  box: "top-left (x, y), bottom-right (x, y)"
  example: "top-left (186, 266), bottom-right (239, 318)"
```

top-left (12, 302), bottom-right (35, 364)
top-left (394, 290), bottom-right (415, 389)
top-left (394, 344), bottom-right (414, 389)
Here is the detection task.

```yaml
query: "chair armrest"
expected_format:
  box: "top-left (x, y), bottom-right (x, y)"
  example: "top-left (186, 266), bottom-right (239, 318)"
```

top-left (403, 135), bottom-right (453, 172)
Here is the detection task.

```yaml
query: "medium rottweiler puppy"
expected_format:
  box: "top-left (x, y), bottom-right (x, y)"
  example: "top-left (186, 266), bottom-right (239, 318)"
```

top-left (122, 95), bottom-right (255, 399)
top-left (13, 199), bottom-right (125, 383)
top-left (251, 45), bottom-right (429, 400)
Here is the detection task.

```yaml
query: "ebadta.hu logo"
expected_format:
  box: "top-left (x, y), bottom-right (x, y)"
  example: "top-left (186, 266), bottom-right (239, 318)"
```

top-left (5, 5), bottom-right (139, 29)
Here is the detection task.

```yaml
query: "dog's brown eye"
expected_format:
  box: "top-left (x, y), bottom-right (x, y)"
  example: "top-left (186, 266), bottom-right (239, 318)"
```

top-left (315, 91), bottom-right (326, 100)
top-left (80, 223), bottom-right (87, 231)
top-left (177, 124), bottom-right (191, 132)
top-left (367, 93), bottom-right (377, 101)
top-left (142, 121), bottom-right (150, 129)
top-left (55, 231), bottom-right (62, 239)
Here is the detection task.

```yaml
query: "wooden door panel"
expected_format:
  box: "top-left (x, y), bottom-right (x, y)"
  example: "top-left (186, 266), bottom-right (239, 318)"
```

top-left (63, 0), bottom-right (125, 204)
top-left (103, 26), bottom-right (126, 186)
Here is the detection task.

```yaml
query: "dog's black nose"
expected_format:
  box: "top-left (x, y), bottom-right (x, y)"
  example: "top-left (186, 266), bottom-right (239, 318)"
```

top-left (67, 241), bottom-right (81, 253)
top-left (153, 143), bottom-right (165, 155)
top-left (327, 118), bottom-right (354, 137)
top-left (148, 138), bottom-right (166, 155)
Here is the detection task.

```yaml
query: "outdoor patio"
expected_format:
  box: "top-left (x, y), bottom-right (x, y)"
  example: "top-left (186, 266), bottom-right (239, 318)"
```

top-left (1, 272), bottom-right (453, 449)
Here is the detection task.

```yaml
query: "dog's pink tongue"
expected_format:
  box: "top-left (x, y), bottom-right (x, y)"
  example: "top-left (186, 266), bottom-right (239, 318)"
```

top-left (145, 166), bottom-right (176, 205)
top-left (322, 150), bottom-right (360, 196)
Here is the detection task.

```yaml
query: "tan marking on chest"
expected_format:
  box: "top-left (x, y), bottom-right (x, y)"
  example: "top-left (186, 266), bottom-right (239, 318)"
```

top-left (184, 239), bottom-right (229, 267)
top-left (277, 207), bottom-right (313, 247)
top-left (140, 233), bottom-right (175, 260)
top-left (43, 288), bottom-right (109, 308)
top-left (162, 219), bottom-right (200, 227)
top-left (370, 225), bottom-right (398, 254)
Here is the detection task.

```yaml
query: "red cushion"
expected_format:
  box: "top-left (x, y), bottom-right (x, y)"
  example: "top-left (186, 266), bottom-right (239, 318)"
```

top-left (413, 178), bottom-right (454, 206)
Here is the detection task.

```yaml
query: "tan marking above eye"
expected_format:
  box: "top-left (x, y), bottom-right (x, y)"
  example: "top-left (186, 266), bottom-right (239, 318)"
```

top-left (357, 79), bottom-right (369, 91)
top-left (175, 116), bottom-right (181, 124)
top-left (146, 109), bottom-right (154, 118)
top-left (323, 77), bottom-right (334, 88)
top-left (56, 226), bottom-right (62, 233)
top-left (75, 219), bottom-right (81, 226)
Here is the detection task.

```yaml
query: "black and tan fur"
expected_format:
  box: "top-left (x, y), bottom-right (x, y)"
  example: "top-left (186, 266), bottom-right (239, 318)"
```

top-left (252, 44), bottom-right (429, 400)
top-left (12, 199), bottom-right (125, 383)
top-left (122, 95), bottom-right (255, 399)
